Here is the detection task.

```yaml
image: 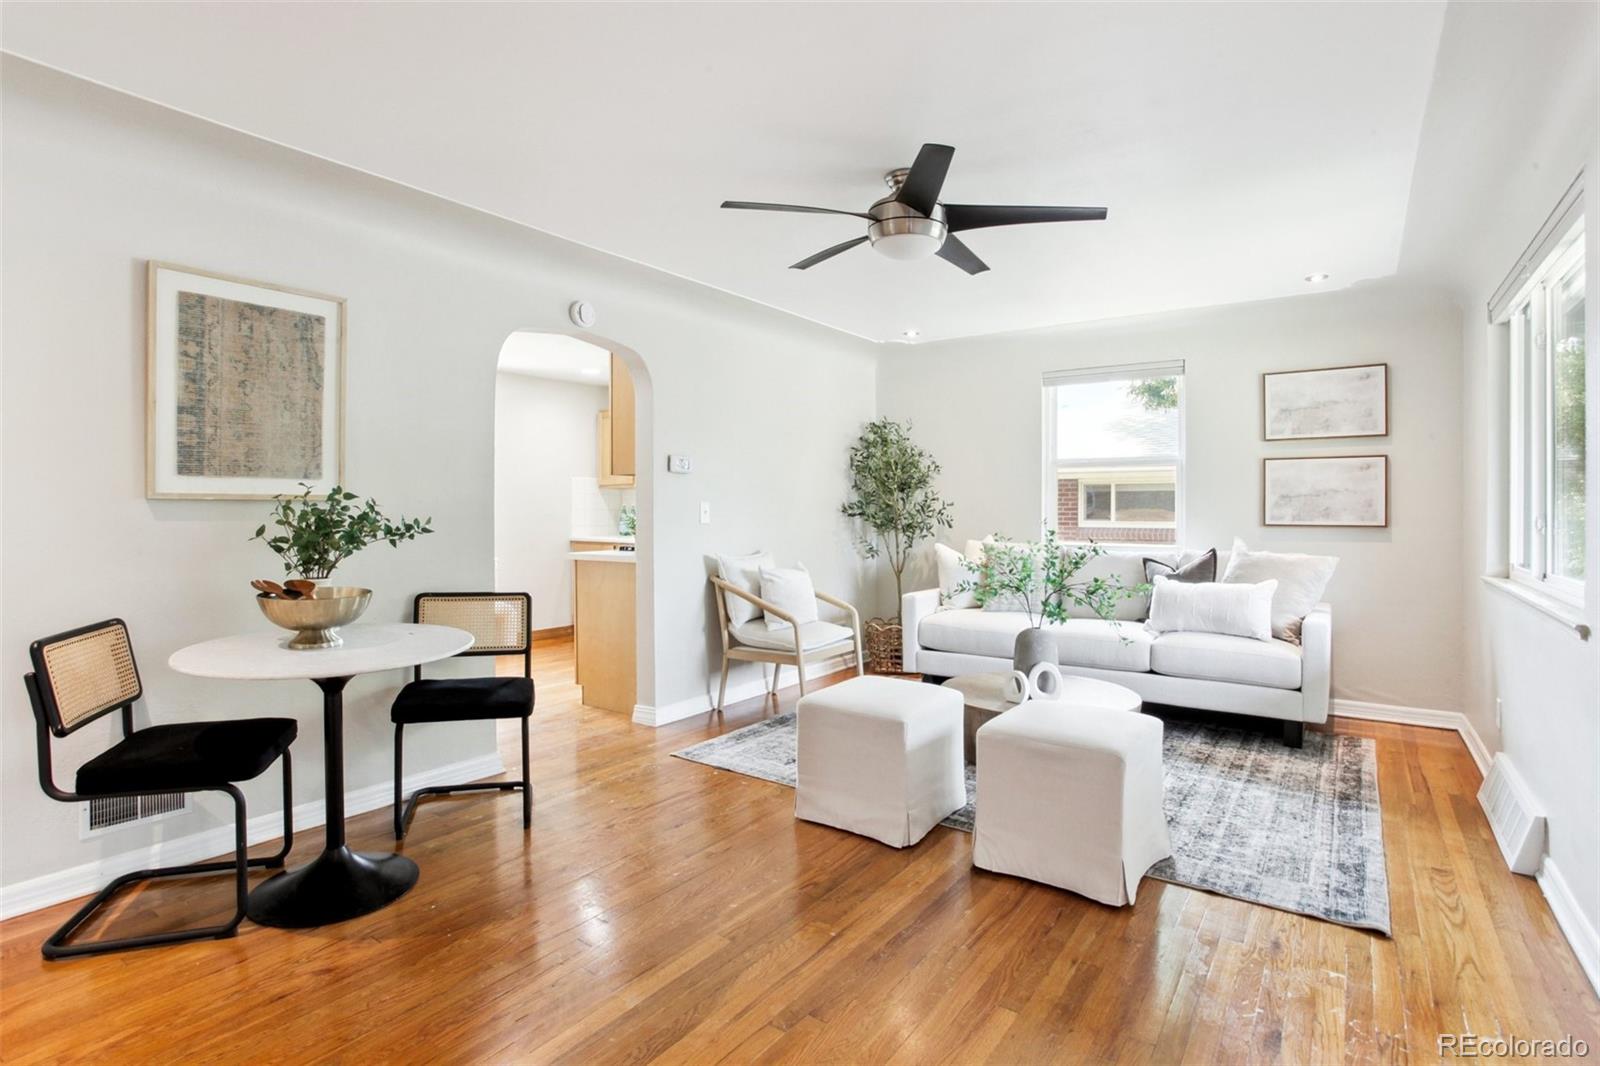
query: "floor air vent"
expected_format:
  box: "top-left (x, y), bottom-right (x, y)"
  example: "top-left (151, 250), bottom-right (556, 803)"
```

top-left (1477, 753), bottom-right (1545, 875)
top-left (82, 792), bottom-right (189, 838)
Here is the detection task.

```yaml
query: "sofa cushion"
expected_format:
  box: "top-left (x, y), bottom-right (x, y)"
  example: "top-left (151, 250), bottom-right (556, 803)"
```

top-left (1149, 631), bottom-right (1302, 689)
top-left (919, 608), bottom-right (1029, 659)
top-left (1054, 619), bottom-right (1154, 672)
top-left (917, 611), bottom-right (1153, 672)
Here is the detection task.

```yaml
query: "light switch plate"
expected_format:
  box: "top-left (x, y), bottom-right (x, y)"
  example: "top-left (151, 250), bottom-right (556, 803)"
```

top-left (699, 501), bottom-right (711, 525)
top-left (668, 454), bottom-right (692, 474)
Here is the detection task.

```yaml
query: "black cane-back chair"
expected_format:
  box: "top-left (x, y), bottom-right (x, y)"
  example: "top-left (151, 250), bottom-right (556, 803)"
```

top-left (24, 619), bottom-right (297, 959)
top-left (391, 593), bottom-right (534, 839)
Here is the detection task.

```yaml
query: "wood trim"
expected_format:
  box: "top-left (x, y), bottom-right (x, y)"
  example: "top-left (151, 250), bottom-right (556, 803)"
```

top-left (1260, 362), bottom-right (1389, 442)
top-left (531, 625), bottom-right (573, 644)
top-left (1261, 454), bottom-right (1389, 528)
top-left (145, 260), bottom-right (347, 500)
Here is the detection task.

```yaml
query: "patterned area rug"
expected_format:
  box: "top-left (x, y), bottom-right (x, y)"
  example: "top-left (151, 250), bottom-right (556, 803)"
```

top-left (673, 711), bottom-right (1390, 934)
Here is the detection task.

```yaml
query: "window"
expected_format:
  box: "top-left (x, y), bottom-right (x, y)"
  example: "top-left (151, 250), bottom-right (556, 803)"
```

top-left (1504, 221), bottom-right (1585, 603)
top-left (1044, 362), bottom-right (1184, 545)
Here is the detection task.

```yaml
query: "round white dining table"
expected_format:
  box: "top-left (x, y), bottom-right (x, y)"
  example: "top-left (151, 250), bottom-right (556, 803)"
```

top-left (169, 622), bottom-right (473, 928)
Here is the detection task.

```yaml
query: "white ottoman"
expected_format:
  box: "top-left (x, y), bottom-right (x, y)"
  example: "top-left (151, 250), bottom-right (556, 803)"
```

top-left (973, 701), bottom-right (1170, 905)
top-left (796, 676), bottom-right (965, 848)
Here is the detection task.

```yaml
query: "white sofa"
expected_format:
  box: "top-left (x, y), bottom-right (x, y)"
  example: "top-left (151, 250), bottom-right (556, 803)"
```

top-left (901, 549), bottom-right (1330, 746)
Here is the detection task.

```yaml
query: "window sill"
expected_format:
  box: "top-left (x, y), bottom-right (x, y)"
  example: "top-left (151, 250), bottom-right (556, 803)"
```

top-left (1480, 576), bottom-right (1591, 640)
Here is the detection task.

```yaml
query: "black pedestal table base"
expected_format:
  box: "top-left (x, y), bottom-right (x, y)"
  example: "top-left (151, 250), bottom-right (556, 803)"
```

top-left (247, 673), bottom-right (418, 928)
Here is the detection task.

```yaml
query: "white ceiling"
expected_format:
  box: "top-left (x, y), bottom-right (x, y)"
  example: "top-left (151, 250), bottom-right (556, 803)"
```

top-left (497, 332), bottom-right (610, 385)
top-left (2, 2), bottom-right (1447, 343)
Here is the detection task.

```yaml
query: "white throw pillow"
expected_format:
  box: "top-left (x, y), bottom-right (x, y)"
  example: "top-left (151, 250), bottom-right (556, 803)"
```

top-left (716, 550), bottom-right (773, 627)
top-left (977, 540), bottom-right (1043, 614)
top-left (1219, 538), bottom-right (1337, 644)
top-left (759, 563), bottom-right (820, 631)
top-left (935, 542), bottom-right (980, 609)
top-left (1146, 576), bottom-right (1278, 642)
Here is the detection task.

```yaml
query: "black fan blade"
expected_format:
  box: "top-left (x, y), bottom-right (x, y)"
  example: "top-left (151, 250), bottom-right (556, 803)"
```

top-left (790, 236), bottom-right (869, 270)
top-left (722, 200), bottom-right (872, 220)
top-left (936, 234), bottom-right (990, 275)
top-left (896, 143), bottom-right (955, 217)
top-left (943, 204), bottom-right (1108, 232)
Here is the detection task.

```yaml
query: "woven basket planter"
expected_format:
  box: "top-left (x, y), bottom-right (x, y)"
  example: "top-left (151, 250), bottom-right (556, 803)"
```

top-left (862, 617), bottom-right (904, 674)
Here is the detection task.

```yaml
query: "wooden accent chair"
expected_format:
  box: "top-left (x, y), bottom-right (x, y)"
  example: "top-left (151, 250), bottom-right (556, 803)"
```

top-left (391, 593), bottom-right (534, 840)
top-left (709, 577), bottom-right (864, 713)
top-left (24, 619), bottom-right (296, 959)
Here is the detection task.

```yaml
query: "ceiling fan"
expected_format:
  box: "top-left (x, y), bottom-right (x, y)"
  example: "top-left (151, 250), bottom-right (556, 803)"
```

top-left (721, 143), bottom-right (1107, 275)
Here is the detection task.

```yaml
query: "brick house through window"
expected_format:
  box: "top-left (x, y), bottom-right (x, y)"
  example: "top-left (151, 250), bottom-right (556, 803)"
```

top-left (1045, 367), bottom-right (1182, 545)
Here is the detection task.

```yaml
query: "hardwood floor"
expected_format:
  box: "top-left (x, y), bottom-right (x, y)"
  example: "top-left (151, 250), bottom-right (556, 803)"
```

top-left (2, 641), bottom-right (1595, 1064)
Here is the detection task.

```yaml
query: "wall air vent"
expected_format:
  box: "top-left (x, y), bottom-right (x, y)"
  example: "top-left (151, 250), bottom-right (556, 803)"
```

top-left (82, 792), bottom-right (189, 838)
top-left (1477, 754), bottom-right (1546, 875)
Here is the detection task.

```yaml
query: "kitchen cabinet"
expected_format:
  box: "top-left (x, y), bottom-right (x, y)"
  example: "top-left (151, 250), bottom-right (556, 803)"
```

top-left (597, 355), bottom-right (635, 487)
top-left (571, 552), bottom-right (636, 714)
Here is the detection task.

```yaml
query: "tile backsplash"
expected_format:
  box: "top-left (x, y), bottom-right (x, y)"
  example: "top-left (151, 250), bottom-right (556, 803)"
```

top-left (571, 476), bottom-right (638, 539)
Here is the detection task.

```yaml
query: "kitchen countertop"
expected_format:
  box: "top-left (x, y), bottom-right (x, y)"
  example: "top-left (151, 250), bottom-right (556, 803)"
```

top-left (570, 534), bottom-right (636, 546)
top-left (569, 549), bottom-right (637, 563)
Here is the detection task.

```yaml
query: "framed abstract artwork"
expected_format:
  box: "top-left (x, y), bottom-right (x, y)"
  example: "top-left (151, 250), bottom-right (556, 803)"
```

top-left (1262, 455), bottom-right (1388, 527)
top-left (146, 262), bottom-right (345, 499)
top-left (1261, 363), bottom-right (1388, 440)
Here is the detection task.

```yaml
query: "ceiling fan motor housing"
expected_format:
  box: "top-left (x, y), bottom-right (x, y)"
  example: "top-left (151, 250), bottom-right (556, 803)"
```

top-left (868, 178), bottom-right (947, 261)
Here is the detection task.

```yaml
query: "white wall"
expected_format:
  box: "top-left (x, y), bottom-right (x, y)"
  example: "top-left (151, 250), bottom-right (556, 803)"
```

top-left (0, 60), bottom-right (877, 898)
top-left (1397, 1), bottom-right (1599, 961)
top-left (493, 372), bottom-right (608, 630)
top-left (877, 281), bottom-right (1465, 712)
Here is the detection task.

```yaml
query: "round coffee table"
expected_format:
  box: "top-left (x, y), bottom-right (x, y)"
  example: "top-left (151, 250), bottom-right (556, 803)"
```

top-left (941, 672), bottom-right (1142, 763)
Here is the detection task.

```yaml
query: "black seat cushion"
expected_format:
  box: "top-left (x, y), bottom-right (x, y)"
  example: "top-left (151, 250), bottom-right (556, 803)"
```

top-left (391, 677), bottom-right (534, 724)
top-left (76, 718), bottom-right (297, 794)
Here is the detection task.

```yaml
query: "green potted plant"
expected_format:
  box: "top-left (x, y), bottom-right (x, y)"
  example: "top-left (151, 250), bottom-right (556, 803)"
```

top-left (840, 418), bottom-right (954, 672)
top-left (252, 483), bottom-right (433, 581)
top-left (961, 529), bottom-right (1144, 676)
top-left (249, 485), bottom-right (433, 649)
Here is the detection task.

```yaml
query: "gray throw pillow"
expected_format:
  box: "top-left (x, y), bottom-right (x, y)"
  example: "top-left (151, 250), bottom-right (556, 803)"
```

top-left (1144, 548), bottom-right (1216, 586)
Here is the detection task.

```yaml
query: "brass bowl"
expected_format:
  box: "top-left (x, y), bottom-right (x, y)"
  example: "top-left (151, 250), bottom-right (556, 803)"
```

top-left (256, 586), bottom-right (372, 650)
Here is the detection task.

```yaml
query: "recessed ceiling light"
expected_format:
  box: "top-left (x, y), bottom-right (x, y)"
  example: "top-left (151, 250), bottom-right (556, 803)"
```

top-left (902, 329), bottom-right (921, 340)
top-left (1304, 272), bottom-right (1331, 283)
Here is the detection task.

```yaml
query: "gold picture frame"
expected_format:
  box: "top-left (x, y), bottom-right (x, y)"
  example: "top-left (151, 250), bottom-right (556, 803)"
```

top-left (146, 261), bottom-right (346, 500)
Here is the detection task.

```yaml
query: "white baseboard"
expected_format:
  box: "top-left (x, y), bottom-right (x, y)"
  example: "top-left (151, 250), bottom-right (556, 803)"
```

top-left (633, 653), bottom-right (857, 727)
top-left (0, 752), bottom-right (505, 921)
top-left (1331, 698), bottom-right (1491, 776)
top-left (1537, 857), bottom-right (1600, 997)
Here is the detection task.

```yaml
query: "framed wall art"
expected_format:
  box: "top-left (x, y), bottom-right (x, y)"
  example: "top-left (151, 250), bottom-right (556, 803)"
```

top-left (1262, 455), bottom-right (1388, 528)
top-left (146, 262), bottom-right (345, 499)
top-left (1261, 363), bottom-right (1388, 440)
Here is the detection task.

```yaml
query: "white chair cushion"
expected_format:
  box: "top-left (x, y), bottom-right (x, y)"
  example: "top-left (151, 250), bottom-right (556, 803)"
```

top-left (731, 619), bottom-right (854, 652)
top-left (974, 702), bottom-right (1170, 905)
top-left (796, 677), bottom-right (965, 847)
top-left (917, 611), bottom-right (1153, 672)
top-left (758, 563), bottom-right (819, 631)
top-left (716, 550), bottom-right (773, 627)
top-left (1150, 631), bottom-right (1302, 689)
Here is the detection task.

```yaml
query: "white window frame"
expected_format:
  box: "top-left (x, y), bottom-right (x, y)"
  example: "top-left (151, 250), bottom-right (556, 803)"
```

top-left (1041, 361), bottom-right (1186, 546)
top-left (1504, 231), bottom-right (1585, 606)
top-left (1072, 470), bottom-right (1179, 530)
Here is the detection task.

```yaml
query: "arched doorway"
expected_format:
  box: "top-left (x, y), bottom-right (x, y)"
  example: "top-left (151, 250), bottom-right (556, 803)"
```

top-left (492, 329), bottom-right (654, 715)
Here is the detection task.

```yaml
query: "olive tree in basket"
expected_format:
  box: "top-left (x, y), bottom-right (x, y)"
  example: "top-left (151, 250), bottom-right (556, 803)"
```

top-left (840, 419), bottom-right (954, 671)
